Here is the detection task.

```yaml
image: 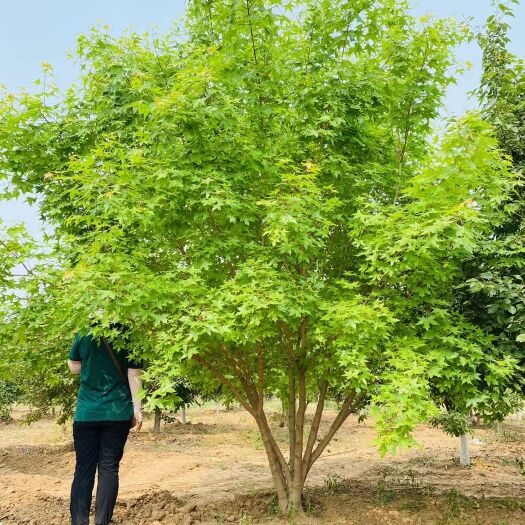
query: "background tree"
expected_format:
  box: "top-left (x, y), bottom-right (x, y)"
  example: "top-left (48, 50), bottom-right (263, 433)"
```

top-left (0, 379), bottom-right (19, 422)
top-left (456, 2), bottom-right (525, 409)
top-left (469, 3), bottom-right (525, 355)
top-left (145, 374), bottom-right (200, 432)
top-left (0, 0), bottom-right (518, 514)
top-left (0, 221), bottom-right (79, 423)
top-left (431, 411), bottom-right (472, 466)
top-left (423, 3), bottom-right (525, 464)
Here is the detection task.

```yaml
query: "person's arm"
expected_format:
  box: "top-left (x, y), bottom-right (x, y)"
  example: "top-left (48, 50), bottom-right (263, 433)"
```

top-left (128, 368), bottom-right (143, 431)
top-left (68, 334), bottom-right (82, 374)
top-left (68, 360), bottom-right (82, 374)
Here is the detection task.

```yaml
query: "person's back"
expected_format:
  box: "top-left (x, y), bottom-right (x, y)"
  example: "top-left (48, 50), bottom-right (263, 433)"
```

top-left (68, 331), bottom-right (143, 525)
top-left (72, 333), bottom-right (135, 422)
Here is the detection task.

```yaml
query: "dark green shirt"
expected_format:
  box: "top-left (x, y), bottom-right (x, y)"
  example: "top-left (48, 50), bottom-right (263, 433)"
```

top-left (68, 333), bottom-right (141, 422)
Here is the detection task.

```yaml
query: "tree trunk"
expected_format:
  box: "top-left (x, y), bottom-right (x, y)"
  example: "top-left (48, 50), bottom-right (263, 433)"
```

top-left (279, 399), bottom-right (288, 428)
top-left (459, 433), bottom-right (470, 466)
top-left (153, 407), bottom-right (162, 434)
top-left (287, 473), bottom-right (306, 516)
top-left (181, 404), bottom-right (187, 425)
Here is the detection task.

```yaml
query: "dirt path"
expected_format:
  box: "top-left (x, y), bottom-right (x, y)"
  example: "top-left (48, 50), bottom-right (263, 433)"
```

top-left (1, 405), bottom-right (524, 524)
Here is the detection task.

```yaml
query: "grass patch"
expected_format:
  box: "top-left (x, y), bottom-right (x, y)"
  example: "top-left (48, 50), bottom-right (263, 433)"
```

top-left (237, 429), bottom-right (265, 450)
top-left (322, 474), bottom-right (349, 496)
top-left (498, 498), bottom-right (525, 511)
top-left (436, 488), bottom-right (474, 524)
top-left (238, 513), bottom-right (253, 525)
top-left (374, 480), bottom-right (396, 506)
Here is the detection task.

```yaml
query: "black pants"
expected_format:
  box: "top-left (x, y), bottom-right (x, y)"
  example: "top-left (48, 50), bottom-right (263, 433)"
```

top-left (70, 420), bottom-right (131, 525)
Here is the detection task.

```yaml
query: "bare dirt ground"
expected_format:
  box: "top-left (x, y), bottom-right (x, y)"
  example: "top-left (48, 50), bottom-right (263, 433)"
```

top-left (1, 402), bottom-right (524, 525)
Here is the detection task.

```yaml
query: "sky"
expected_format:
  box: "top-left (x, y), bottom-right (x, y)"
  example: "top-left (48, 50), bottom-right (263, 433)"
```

top-left (1, 0), bottom-right (524, 237)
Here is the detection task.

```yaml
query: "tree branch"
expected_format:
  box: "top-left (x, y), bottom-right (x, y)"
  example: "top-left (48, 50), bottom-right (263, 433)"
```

top-left (306, 390), bottom-right (358, 475)
top-left (302, 379), bottom-right (328, 475)
top-left (254, 411), bottom-right (290, 501)
top-left (257, 344), bottom-right (264, 413)
top-left (393, 38), bottom-right (431, 204)
top-left (0, 238), bottom-right (36, 276)
top-left (293, 364), bottom-right (307, 488)
top-left (192, 354), bottom-right (256, 417)
top-left (256, 408), bottom-right (290, 485)
top-left (220, 344), bottom-right (259, 407)
top-left (245, 0), bottom-right (259, 68)
top-left (195, 348), bottom-right (292, 490)
top-left (283, 324), bottom-right (297, 474)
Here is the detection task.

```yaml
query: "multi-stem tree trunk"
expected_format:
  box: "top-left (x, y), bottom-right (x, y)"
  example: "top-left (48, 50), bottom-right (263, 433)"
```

top-left (252, 378), bottom-right (361, 514)
top-left (193, 335), bottom-right (365, 515)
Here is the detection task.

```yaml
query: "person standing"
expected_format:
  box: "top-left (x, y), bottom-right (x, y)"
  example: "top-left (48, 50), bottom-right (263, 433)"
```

top-left (68, 329), bottom-right (143, 525)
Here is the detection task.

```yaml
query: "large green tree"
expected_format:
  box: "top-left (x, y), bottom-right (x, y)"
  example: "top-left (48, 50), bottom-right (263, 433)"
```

top-left (0, 0), bottom-right (518, 514)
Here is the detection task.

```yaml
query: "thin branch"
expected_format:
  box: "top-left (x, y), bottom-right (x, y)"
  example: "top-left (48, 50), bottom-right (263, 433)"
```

top-left (245, 0), bottom-right (259, 68)
top-left (288, 352), bottom-right (297, 474)
top-left (40, 71), bottom-right (52, 125)
top-left (257, 344), bottom-right (264, 413)
top-left (0, 238), bottom-right (36, 276)
top-left (221, 344), bottom-right (259, 407)
top-left (207, 0), bottom-right (215, 43)
top-left (192, 355), bottom-right (256, 417)
top-left (245, 0), bottom-right (264, 128)
top-left (195, 349), bottom-right (290, 485)
top-left (302, 379), bottom-right (328, 475)
top-left (151, 31), bottom-right (170, 89)
top-left (392, 38), bottom-right (431, 204)
top-left (306, 390), bottom-right (357, 474)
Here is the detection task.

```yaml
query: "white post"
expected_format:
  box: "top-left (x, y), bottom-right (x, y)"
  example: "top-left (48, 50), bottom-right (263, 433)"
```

top-left (181, 404), bottom-right (187, 425)
top-left (459, 433), bottom-right (470, 466)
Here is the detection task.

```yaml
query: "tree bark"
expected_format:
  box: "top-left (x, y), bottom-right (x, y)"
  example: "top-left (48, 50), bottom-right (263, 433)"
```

top-left (254, 414), bottom-right (290, 512)
top-left (290, 366), bottom-right (307, 513)
top-left (181, 405), bottom-right (187, 425)
top-left (302, 380), bottom-right (329, 480)
top-left (459, 433), bottom-right (470, 466)
top-left (279, 399), bottom-right (288, 428)
top-left (153, 407), bottom-right (162, 433)
top-left (287, 351), bottom-right (297, 479)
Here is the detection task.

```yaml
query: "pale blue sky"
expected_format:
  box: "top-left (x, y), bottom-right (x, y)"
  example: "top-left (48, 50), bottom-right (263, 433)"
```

top-left (1, 1), bottom-right (524, 236)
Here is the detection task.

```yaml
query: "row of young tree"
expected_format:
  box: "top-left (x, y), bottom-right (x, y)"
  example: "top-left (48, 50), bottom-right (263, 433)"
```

top-left (0, 0), bottom-right (523, 515)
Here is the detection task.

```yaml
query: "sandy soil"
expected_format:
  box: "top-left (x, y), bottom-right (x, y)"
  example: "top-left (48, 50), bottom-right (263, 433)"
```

top-left (0, 403), bottom-right (524, 525)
